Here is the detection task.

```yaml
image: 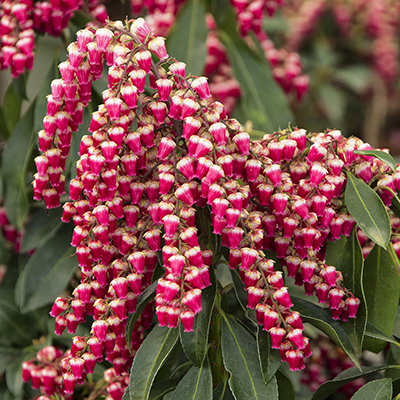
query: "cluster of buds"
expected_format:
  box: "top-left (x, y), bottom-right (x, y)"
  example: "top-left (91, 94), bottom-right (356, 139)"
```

top-left (300, 334), bottom-right (366, 397)
top-left (32, 16), bottom-right (400, 389)
top-left (22, 346), bottom-right (72, 398)
top-left (0, 202), bottom-right (23, 253)
top-left (0, 0), bottom-right (107, 77)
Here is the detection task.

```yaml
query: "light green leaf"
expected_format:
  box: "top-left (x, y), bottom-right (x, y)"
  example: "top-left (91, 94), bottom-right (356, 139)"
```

top-left (336, 228), bottom-right (367, 354)
top-left (291, 297), bottom-right (360, 369)
top-left (354, 149), bottom-right (397, 173)
top-left (350, 378), bottom-right (392, 400)
top-left (171, 356), bottom-right (213, 400)
top-left (363, 245), bottom-right (400, 352)
top-left (17, 223), bottom-right (76, 312)
top-left (256, 327), bottom-right (281, 383)
top-left (276, 371), bottom-right (295, 400)
top-left (126, 325), bottom-right (179, 400)
top-left (180, 268), bottom-right (216, 367)
top-left (126, 280), bottom-right (158, 348)
top-left (166, 0), bottom-right (208, 77)
top-left (312, 366), bottom-right (400, 400)
top-left (221, 313), bottom-right (278, 400)
top-left (345, 171), bottom-right (390, 249)
top-left (20, 208), bottom-right (63, 253)
top-left (1, 101), bottom-right (36, 230)
top-left (216, 8), bottom-right (292, 132)
top-left (3, 83), bottom-right (22, 135)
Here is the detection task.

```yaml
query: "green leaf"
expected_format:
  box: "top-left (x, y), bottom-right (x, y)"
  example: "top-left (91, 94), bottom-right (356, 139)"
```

top-left (17, 223), bottom-right (76, 312)
top-left (216, 9), bottom-right (293, 132)
top-left (291, 297), bottom-right (360, 369)
top-left (221, 312), bottom-right (278, 400)
top-left (365, 323), bottom-right (400, 348)
top-left (170, 356), bottom-right (213, 400)
top-left (20, 208), bottom-right (63, 253)
top-left (126, 280), bottom-right (158, 348)
top-left (335, 228), bottom-right (367, 354)
top-left (12, 74), bottom-right (28, 100)
top-left (126, 325), bottom-right (179, 400)
top-left (229, 268), bottom-right (256, 322)
top-left (312, 366), bottom-right (399, 400)
top-left (256, 327), bottom-right (281, 383)
top-left (0, 348), bottom-right (23, 375)
top-left (166, 0), bottom-right (208, 77)
top-left (213, 377), bottom-right (235, 400)
top-left (363, 245), bottom-right (400, 352)
top-left (345, 171), bottom-right (390, 249)
top-left (351, 379), bottom-right (392, 400)
top-left (325, 235), bottom-right (347, 266)
top-left (6, 356), bottom-right (25, 396)
top-left (3, 83), bottom-right (22, 135)
top-left (276, 371), bottom-right (295, 400)
top-left (0, 105), bottom-right (10, 139)
top-left (1, 102), bottom-right (36, 230)
top-left (180, 268), bottom-right (216, 367)
top-left (149, 379), bottom-right (181, 400)
top-left (354, 149), bottom-right (397, 173)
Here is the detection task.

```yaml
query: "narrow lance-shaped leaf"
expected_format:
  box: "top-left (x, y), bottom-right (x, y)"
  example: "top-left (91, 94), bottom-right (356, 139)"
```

top-left (17, 223), bottom-right (76, 313)
top-left (170, 356), bottom-right (213, 400)
top-left (363, 245), bottom-right (400, 352)
top-left (349, 378), bottom-right (392, 400)
top-left (291, 297), bottom-right (360, 369)
top-left (312, 366), bottom-right (400, 400)
top-left (345, 171), bottom-right (390, 249)
top-left (126, 325), bottom-right (179, 400)
top-left (3, 82), bottom-right (22, 135)
top-left (180, 268), bottom-right (217, 367)
top-left (365, 322), bottom-right (400, 348)
top-left (1, 101), bottom-right (36, 230)
top-left (166, 0), bottom-right (208, 77)
top-left (148, 379), bottom-right (181, 400)
top-left (216, 7), bottom-right (293, 132)
top-left (336, 228), bottom-right (367, 354)
top-left (354, 149), bottom-right (397, 173)
top-left (213, 376), bottom-right (235, 400)
top-left (221, 312), bottom-right (278, 400)
top-left (257, 326), bottom-right (281, 383)
top-left (125, 280), bottom-right (158, 348)
top-left (229, 268), bottom-right (256, 322)
top-left (275, 371), bottom-right (295, 400)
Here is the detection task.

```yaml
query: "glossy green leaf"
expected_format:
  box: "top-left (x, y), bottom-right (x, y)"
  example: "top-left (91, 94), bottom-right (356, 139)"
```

top-left (213, 377), bottom-right (235, 400)
top-left (312, 366), bottom-right (399, 400)
top-left (354, 149), bottom-right (397, 173)
top-left (180, 269), bottom-right (216, 367)
top-left (20, 208), bottom-right (63, 253)
top-left (126, 280), bottom-right (158, 348)
top-left (351, 378), bottom-right (392, 400)
top-left (256, 326), bottom-right (281, 383)
top-left (17, 223), bottom-right (76, 312)
top-left (171, 356), bottom-right (213, 400)
top-left (363, 245), bottom-right (400, 352)
top-left (345, 171), bottom-right (390, 249)
top-left (230, 268), bottom-right (256, 322)
top-left (166, 0), bottom-right (208, 77)
top-left (1, 102), bottom-right (36, 230)
top-left (216, 9), bottom-right (292, 132)
top-left (335, 228), bottom-right (367, 354)
top-left (149, 379), bottom-right (180, 400)
top-left (3, 83), bottom-right (22, 135)
top-left (365, 323), bottom-right (400, 348)
top-left (291, 297), bottom-right (360, 369)
top-left (276, 371), bottom-right (295, 400)
top-left (221, 313), bottom-right (278, 400)
top-left (325, 235), bottom-right (347, 266)
top-left (126, 325), bottom-right (179, 400)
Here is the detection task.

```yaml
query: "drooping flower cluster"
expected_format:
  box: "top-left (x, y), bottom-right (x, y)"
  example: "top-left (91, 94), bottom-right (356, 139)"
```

top-left (0, 0), bottom-right (107, 77)
top-left (30, 16), bottom-right (400, 395)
